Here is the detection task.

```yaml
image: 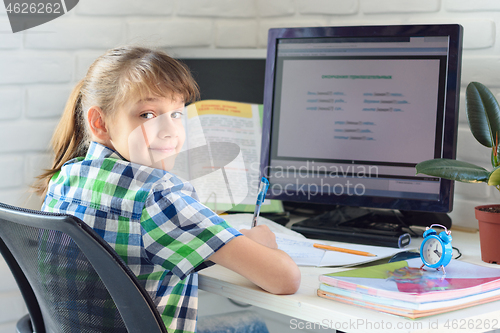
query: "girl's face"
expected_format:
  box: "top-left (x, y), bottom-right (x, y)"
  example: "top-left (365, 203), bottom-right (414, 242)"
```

top-left (108, 95), bottom-right (186, 171)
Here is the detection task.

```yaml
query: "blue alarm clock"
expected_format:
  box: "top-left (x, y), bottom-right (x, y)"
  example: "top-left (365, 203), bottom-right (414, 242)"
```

top-left (420, 224), bottom-right (453, 273)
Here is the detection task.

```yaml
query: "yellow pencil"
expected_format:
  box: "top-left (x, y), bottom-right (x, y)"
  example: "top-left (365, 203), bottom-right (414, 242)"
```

top-left (313, 243), bottom-right (376, 257)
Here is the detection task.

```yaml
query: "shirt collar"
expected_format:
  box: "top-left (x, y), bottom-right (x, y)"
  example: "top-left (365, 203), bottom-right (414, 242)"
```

top-left (85, 141), bottom-right (126, 161)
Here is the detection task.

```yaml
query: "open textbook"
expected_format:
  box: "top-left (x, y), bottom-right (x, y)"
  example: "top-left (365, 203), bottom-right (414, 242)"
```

top-left (167, 100), bottom-right (282, 213)
top-left (223, 214), bottom-right (408, 267)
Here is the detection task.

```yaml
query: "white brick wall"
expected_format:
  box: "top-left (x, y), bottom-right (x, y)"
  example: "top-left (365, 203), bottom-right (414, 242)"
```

top-left (257, 0), bottom-right (295, 17)
top-left (0, 88), bottom-right (22, 120)
top-left (360, 0), bottom-right (441, 14)
top-left (25, 18), bottom-right (125, 50)
top-left (0, 53), bottom-right (72, 84)
top-left (215, 21), bottom-right (258, 48)
top-left (0, 0), bottom-right (500, 330)
top-left (178, 0), bottom-right (256, 17)
top-left (297, 0), bottom-right (358, 15)
top-left (26, 86), bottom-right (71, 119)
top-left (445, 0), bottom-right (500, 12)
top-left (0, 19), bottom-right (22, 49)
top-left (76, 0), bottom-right (175, 16)
top-left (127, 19), bottom-right (214, 47)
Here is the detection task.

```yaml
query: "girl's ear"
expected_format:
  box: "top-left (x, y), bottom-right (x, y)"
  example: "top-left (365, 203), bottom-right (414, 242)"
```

top-left (87, 107), bottom-right (111, 142)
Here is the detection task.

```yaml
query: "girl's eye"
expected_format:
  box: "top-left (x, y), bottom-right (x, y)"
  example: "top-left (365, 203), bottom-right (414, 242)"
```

top-left (171, 111), bottom-right (183, 119)
top-left (140, 112), bottom-right (155, 119)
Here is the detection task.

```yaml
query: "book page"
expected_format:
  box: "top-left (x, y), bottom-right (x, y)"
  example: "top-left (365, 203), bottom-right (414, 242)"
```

top-left (222, 214), bottom-right (408, 267)
top-left (169, 112), bottom-right (193, 180)
top-left (184, 100), bottom-right (262, 208)
top-left (275, 234), bottom-right (324, 266)
top-left (275, 232), bottom-right (408, 267)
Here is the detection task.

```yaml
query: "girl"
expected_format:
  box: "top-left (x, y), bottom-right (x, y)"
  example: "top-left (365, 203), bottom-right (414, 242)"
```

top-left (34, 46), bottom-right (301, 332)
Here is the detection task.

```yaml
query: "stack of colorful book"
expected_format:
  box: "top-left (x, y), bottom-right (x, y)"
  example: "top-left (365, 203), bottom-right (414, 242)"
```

top-left (318, 258), bottom-right (500, 318)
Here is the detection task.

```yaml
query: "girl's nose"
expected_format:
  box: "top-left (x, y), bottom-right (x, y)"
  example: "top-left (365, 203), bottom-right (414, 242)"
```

top-left (156, 114), bottom-right (178, 138)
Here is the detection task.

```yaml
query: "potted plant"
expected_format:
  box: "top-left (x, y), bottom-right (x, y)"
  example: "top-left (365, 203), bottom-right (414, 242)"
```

top-left (416, 81), bottom-right (500, 264)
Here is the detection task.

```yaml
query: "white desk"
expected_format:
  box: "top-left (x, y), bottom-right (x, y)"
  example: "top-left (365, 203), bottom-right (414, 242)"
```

top-left (199, 229), bottom-right (500, 333)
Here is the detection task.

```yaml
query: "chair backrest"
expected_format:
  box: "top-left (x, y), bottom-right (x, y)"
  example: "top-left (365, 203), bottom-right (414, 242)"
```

top-left (0, 202), bottom-right (167, 333)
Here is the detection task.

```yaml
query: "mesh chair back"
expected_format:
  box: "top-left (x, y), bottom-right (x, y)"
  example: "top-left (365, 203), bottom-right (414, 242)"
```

top-left (0, 203), bottom-right (166, 333)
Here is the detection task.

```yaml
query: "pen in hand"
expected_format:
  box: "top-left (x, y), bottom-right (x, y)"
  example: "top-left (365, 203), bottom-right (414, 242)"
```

top-left (251, 177), bottom-right (269, 228)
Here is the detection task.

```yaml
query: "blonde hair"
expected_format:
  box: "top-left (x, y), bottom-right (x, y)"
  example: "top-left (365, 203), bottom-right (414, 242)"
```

top-left (33, 46), bottom-right (199, 196)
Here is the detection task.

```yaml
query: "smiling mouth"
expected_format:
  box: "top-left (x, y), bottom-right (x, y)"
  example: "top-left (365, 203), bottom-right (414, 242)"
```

top-left (140, 125), bottom-right (178, 155)
top-left (150, 147), bottom-right (176, 153)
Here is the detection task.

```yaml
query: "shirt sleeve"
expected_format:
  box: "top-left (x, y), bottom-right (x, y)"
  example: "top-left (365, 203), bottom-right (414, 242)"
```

top-left (140, 181), bottom-right (242, 280)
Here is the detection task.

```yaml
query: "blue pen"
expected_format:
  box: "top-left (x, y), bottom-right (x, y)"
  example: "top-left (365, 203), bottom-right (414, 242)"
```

top-left (251, 177), bottom-right (270, 228)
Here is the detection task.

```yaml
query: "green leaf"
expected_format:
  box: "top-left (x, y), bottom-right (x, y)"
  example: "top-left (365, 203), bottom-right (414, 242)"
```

top-left (416, 159), bottom-right (489, 183)
top-left (466, 82), bottom-right (500, 148)
top-left (492, 147), bottom-right (500, 168)
top-left (488, 166), bottom-right (500, 185)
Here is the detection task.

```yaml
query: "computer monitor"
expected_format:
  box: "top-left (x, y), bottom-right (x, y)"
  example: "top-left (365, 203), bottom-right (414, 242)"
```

top-left (260, 24), bottom-right (463, 244)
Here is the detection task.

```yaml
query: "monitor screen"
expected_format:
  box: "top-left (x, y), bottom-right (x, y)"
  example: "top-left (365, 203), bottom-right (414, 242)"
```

top-left (260, 24), bottom-right (463, 214)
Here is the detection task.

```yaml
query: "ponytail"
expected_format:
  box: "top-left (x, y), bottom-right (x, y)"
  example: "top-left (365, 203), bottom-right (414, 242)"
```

top-left (33, 80), bottom-right (88, 196)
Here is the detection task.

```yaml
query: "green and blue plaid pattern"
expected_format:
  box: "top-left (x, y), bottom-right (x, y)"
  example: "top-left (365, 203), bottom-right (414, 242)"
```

top-left (42, 142), bottom-right (241, 333)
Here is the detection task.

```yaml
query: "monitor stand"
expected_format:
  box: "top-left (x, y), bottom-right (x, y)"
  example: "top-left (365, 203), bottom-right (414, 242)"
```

top-left (290, 205), bottom-right (451, 248)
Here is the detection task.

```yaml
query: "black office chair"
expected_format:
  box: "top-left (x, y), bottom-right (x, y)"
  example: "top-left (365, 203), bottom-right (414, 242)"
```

top-left (0, 202), bottom-right (167, 333)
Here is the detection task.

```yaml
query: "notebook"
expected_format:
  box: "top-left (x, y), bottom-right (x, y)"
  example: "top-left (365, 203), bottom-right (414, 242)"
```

top-left (223, 214), bottom-right (409, 267)
top-left (318, 258), bottom-right (500, 318)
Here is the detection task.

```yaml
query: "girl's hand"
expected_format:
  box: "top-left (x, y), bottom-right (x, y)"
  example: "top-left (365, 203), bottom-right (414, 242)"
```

top-left (239, 225), bottom-right (278, 249)
top-left (210, 223), bottom-right (301, 295)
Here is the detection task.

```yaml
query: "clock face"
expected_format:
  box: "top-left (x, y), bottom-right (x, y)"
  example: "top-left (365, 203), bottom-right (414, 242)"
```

top-left (422, 237), bottom-right (443, 265)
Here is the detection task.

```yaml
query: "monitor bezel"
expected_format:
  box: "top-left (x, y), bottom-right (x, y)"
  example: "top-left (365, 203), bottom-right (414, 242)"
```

top-left (260, 24), bottom-right (463, 213)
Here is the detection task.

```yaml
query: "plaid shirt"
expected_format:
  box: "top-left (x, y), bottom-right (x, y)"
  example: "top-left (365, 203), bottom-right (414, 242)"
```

top-left (42, 141), bottom-right (241, 333)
